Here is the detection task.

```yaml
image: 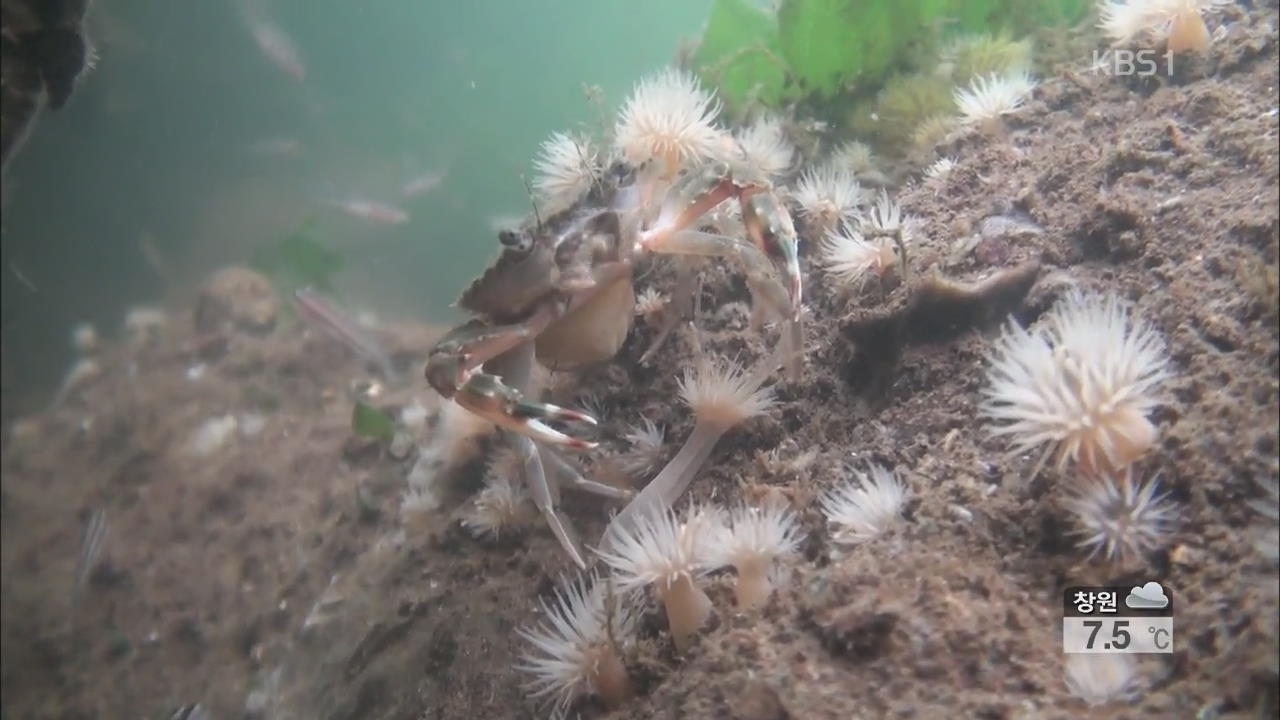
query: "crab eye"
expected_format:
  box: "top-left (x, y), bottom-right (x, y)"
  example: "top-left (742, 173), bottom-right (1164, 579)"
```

top-left (499, 229), bottom-right (532, 253)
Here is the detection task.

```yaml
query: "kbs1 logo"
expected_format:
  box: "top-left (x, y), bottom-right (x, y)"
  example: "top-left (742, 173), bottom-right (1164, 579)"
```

top-left (1090, 49), bottom-right (1175, 77)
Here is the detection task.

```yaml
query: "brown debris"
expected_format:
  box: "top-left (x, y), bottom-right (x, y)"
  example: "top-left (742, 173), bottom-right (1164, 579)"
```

top-left (840, 262), bottom-right (1041, 399)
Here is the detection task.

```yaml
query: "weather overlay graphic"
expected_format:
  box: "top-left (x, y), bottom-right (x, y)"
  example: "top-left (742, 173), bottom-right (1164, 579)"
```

top-left (1062, 583), bottom-right (1174, 654)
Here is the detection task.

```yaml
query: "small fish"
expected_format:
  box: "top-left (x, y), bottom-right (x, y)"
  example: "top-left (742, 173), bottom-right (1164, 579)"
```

top-left (293, 288), bottom-right (397, 380)
top-left (167, 704), bottom-right (210, 720)
top-left (73, 508), bottom-right (109, 592)
top-left (400, 167), bottom-right (446, 199)
top-left (245, 16), bottom-right (305, 83)
top-left (247, 136), bottom-right (302, 158)
top-left (327, 197), bottom-right (410, 225)
top-left (9, 260), bottom-right (37, 292)
top-left (137, 233), bottom-right (172, 281)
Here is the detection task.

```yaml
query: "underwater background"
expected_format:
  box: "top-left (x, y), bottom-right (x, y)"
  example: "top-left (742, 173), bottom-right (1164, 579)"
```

top-left (2, 0), bottom-right (1277, 718)
top-left (0, 0), bottom-right (711, 415)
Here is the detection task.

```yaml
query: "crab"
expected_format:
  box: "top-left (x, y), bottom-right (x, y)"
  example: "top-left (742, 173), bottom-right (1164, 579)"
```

top-left (424, 159), bottom-right (804, 568)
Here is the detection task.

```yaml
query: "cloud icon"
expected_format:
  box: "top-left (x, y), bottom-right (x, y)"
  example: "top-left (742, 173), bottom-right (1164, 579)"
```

top-left (1125, 581), bottom-right (1169, 610)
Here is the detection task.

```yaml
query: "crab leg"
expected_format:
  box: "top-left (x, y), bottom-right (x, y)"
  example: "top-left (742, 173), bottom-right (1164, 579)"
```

top-left (739, 190), bottom-right (805, 381)
top-left (512, 433), bottom-right (589, 568)
top-left (659, 229), bottom-right (789, 310)
top-left (634, 162), bottom-right (804, 378)
top-left (428, 253), bottom-right (637, 451)
top-left (652, 229), bottom-right (803, 380)
top-left (638, 257), bottom-right (699, 365)
top-left (425, 304), bottom-right (558, 390)
top-left (487, 340), bottom-right (592, 568)
top-left (600, 341), bottom-right (790, 552)
top-left (427, 298), bottom-right (605, 449)
top-left (741, 190), bottom-right (802, 319)
top-left (511, 419), bottom-right (631, 571)
top-left (541, 447), bottom-right (633, 502)
top-left (637, 168), bottom-right (738, 252)
top-left (493, 342), bottom-right (630, 569)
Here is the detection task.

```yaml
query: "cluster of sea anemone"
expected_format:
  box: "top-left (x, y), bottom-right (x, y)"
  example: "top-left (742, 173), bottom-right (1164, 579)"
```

top-left (1097, 0), bottom-right (1232, 56)
top-left (515, 66), bottom-right (862, 540)
top-left (849, 1), bottom-right (1233, 182)
top-left (847, 30), bottom-right (1039, 164)
top-left (815, 189), bottom-right (918, 297)
top-left (979, 288), bottom-right (1178, 566)
top-left (515, 458), bottom-right (911, 715)
top-left (483, 64), bottom-right (1158, 714)
top-left (445, 26), bottom-right (1222, 709)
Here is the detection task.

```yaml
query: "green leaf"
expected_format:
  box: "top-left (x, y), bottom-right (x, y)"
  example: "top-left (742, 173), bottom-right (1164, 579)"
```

top-left (693, 0), bottom-right (793, 109)
top-left (777, 0), bottom-right (857, 97)
top-left (993, 0), bottom-right (1091, 34)
top-left (251, 218), bottom-right (345, 293)
top-left (942, 0), bottom-right (1002, 34)
top-left (777, 0), bottom-right (941, 98)
top-left (351, 401), bottom-right (396, 443)
top-left (696, 0), bottom-right (1089, 111)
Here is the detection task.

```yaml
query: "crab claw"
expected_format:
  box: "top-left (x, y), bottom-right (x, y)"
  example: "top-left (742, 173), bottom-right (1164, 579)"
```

top-left (741, 191), bottom-right (803, 316)
top-left (454, 372), bottom-right (599, 450)
top-left (638, 163), bottom-right (738, 252)
top-left (777, 235), bottom-right (803, 318)
top-left (512, 400), bottom-right (599, 450)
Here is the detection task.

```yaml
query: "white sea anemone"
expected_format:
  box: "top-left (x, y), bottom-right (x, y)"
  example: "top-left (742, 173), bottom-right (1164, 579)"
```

top-left (733, 115), bottom-right (794, 179)
top-left (953, 71), bottom-right (1037, 132)
top-left (619, 418), bottom-right (666, 478)
top-left (679, 356), bottom-right (777, 429)
top-left (615, 68), bottom-right (722, 178)
top-left (434, 399), bottom-right (497, 468)
top-left (861, 190), bottom-right (910, 238)
top-left (924, 157), bottom-right (957, 182)
top-left (817, 225), bottom-right (899, 293)
top-left (634, 287), bottom-right (667, 321)
top-left (517, 573), bottom-right (638, 715)
top-left (912, 114), bottom-right (960, 154)
top-left (597, 504), bottom-right (717, 651)
top-left (533, 132), bottom-right (601, 214)
top-left (1098, 0), bottom-right (1229, 52)
top-left (820, 463), bottom-right (908, 545)
top-left (941, 33), bottom-right (1034, 82)
top-left (705, 502), bottom-right (805, 610)
top-left (601, 354), bottom-right (777, 551)
top-left (980, 289), bottom-right (1171, 476)
top-left (790, 164), bottom-right (866, 239)
top-left (576, 392), bottom-right (607, 422)
top-left (1064, 653), bottom-right (1143, 706)
top-left (854, 191), bottom-right (916, 269)
top-left (399, 484), bottom-right (440, 533)
top-left (829, 140), bottom-right (879, 177)
top-left (461, 472), bottom-right (535, 539)
top-left (1064, 470), bottom-right (1178, 564)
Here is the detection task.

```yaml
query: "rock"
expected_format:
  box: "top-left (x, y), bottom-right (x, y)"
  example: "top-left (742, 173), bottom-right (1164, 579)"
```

top-left (194, 267), bottom-right (279, 335)
top-left (185, 415), bottom-right (238, 457)
top-left (730, 680), bottom-right (788, 720)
